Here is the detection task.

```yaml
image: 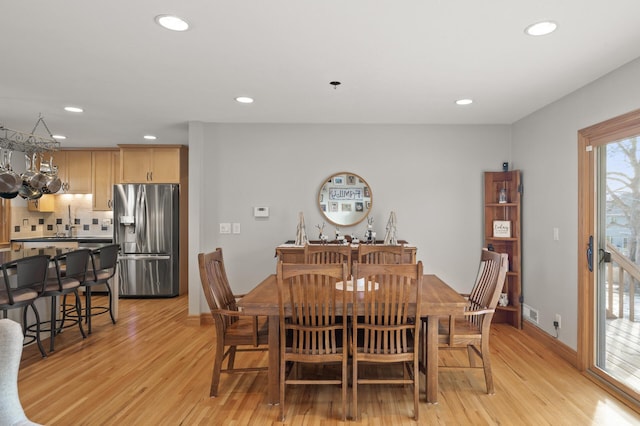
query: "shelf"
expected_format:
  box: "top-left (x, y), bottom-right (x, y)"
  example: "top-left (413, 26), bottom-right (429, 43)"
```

top-left (485, 203), bottom-right (518, 207)
top-left (496, 305), bottom-right (519, 312)
top-left (486, 237), bottom-right (518, 241)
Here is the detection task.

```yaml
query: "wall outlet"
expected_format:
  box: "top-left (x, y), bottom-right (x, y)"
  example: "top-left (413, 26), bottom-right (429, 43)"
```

top-left (555, 314), bottom-right (561, 329)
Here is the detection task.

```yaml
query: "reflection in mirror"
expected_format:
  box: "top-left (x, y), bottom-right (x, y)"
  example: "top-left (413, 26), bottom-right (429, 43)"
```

top-left (318, 172), bottom-right (372, 226)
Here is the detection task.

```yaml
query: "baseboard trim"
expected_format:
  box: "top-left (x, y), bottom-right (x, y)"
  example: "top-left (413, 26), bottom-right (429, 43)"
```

top-left (522, 321), bottom-right (578, 368)
top-left (186, 314), bottom-right (213, 326)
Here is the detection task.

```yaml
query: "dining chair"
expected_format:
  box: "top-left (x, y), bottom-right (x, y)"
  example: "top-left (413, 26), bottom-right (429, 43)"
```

top-left (42, 249), bottom-right (90, 352)
top-left (304, 243), bottom-right (351, 265)
top-left (197, 248), bottom-right (268, 398)
top-left (82, 244), bottom-right (119, 334)
top-left (351, 261), bottom-right (423, 421)
top-left (357, 244), bottom-right (406, 264)
top-left (0, 255), bottom-right (50, 357)
top-left (276, 261), bottom-right (350, 421)
top-left (429, 249), bottom-right (508, 394)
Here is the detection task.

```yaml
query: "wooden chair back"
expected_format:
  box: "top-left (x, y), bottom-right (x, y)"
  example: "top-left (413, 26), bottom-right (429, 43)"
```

top-left (276, 261), bottom-right (349, 421)
top-left (304, 244), bottom-right (351, 265)
top-left (350, 261), bottom-right (423, 420)
top-left (466, 249), bottom-right (509, 326)
top-left (198, 248), bottom-right (239, 330)
top-left (357, 244), bottom-right (406, 264)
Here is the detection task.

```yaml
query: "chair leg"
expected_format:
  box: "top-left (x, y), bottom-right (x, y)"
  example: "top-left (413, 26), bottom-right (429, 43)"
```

top-left (467, 344), bottom-right (477, 368)
top-left (279, 356), bottom-right (286, 421)
top-left (341, 358), bottom-right (347, 421)
top-left (106, 282), bottom-right (116, 324)
top-left (85, 286), bottom-right (92, 334)
top-left (352, 355), bottom-right (358, 421)
top-left (29, 303), bottom-right (47, 357)
top-left (74, 290), bottom-right (87, 339)
top-left (209, 339), bottom-right (225, 397)
top-left (480, 340), bottom-right (494, 394)
top-left (227, 346), bottom-right (237, 369)
top-left (50, 296), bottom-right (57, 352)
top-left (413, 358), bottom-right (419, 421)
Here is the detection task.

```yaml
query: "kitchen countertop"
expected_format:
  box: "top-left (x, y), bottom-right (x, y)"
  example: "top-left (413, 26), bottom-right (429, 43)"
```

top-left (11, 236), bottom-right (114, 243)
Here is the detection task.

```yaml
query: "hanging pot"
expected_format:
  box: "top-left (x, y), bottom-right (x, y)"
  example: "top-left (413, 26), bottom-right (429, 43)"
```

top-left (41, 154), bottom-right (62, 194)
top-left (28, 153), bottom-right (48, 189)
top-left (0, 150), bottom-right (22, 194)
top-left (18, 183), bottom-right (43, 200)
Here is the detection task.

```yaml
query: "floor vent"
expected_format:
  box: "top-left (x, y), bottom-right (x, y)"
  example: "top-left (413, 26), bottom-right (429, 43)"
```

top-left (523, 304), bottom-right (539, 324)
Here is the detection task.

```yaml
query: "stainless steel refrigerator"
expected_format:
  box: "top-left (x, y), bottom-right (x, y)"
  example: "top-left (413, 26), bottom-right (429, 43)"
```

top-left (113, 184), bottom-right (179, 297)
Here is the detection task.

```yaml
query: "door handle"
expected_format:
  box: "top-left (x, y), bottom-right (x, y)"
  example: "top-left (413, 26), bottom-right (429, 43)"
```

top-left (587, 235), bottom-right (593, 272)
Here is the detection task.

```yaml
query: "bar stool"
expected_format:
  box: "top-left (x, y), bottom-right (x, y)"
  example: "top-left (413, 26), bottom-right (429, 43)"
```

top-left (0, 255), bottom-right (50, 358)
top-left (83, 244), bottom-right (119, 334)
top-left (41, 249), bottom-right (90, 352)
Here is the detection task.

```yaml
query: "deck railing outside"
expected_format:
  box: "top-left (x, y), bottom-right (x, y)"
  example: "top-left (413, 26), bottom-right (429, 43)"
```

top-left (606, 242), bottom-right (639, 321)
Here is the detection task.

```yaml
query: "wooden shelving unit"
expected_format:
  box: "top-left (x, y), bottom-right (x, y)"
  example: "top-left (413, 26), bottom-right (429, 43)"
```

top-left (484, 170), bottom-right (522, 328)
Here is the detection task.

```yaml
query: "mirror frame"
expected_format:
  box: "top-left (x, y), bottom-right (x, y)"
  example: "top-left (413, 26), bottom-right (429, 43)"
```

top-left (317, 172), bottom-right (372, 227)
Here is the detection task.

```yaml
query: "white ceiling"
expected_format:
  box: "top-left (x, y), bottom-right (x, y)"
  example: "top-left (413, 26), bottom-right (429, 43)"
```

top-left (2, 1), bottom-right (640, 148)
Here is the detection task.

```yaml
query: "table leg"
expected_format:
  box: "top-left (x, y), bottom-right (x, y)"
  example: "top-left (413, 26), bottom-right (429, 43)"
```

top-left (426, 315), bottom-right (439, 403)
top-left (267, 314), bottom-right (280, 405)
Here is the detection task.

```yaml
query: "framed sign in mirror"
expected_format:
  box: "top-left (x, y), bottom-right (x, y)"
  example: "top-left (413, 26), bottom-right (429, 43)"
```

top-left (318, 172), bottom-right (372, 226)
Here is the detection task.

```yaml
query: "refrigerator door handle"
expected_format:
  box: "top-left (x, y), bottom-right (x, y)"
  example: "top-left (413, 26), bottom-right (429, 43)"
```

top-left (118, 255), bottom-right (171, 260)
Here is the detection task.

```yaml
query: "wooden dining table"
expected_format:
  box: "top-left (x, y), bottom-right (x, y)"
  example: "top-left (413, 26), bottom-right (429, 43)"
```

top-left (237, 273), bottom-right (467, 405)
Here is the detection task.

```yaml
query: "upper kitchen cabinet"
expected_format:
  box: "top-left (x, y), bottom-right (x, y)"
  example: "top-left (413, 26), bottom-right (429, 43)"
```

top-left (118, 145), bottom-right (187, 184)
top-left (52, 150), bottom-right (92, 194)
top-left (92, 149), bottom-right (120, 210)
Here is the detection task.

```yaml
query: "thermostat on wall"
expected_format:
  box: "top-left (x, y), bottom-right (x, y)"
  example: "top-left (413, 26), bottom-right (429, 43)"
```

top-left (254, 206), bottom-right (269, 218)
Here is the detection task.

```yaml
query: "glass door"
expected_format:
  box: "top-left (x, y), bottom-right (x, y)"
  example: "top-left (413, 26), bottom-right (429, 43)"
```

top-left (580, 111), bottom-right (640, 408)
top-left (594, 138), bottom-right (640, 396)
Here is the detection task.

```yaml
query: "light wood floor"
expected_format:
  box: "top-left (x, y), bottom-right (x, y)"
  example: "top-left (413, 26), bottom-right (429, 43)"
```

top-left (16, 295), bottom-right (640, 425)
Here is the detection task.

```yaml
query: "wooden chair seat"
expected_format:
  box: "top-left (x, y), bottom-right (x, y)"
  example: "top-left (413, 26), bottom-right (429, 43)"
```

top-left (224, 316), bottom-right (269, 346)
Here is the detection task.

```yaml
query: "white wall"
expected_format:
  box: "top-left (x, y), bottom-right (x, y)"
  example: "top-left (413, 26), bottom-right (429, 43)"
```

top-left (189, 123), bottom-right (510, 313)
top-left (511, 57), bottom-right (640, 350)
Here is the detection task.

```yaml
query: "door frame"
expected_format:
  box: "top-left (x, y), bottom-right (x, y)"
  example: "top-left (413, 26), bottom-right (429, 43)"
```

top-left (578, 108), bottom-right (640, 407)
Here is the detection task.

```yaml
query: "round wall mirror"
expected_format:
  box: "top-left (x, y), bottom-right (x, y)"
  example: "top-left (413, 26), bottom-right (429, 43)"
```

top-left (318, 172), bottom-right (372, 226)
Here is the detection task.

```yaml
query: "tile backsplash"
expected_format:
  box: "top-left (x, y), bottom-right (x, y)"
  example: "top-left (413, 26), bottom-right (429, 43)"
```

top-left (11, 194), bottom-right (113, 239)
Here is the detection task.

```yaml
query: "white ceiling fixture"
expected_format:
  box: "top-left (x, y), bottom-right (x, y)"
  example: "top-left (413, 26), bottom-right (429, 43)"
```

top-left (155, 15), bottom-right (190, 32)
top-left (525, 21), bottom-right (557, 36)
top-left (52, 134), bottom-right (66, 140)
top-left (235, 96), bottom-right (254, 104)
top-left (143, 135), bottom-right (157, 140)
top-left (64, 106), bottom-right (83, 113)
top-left (455, 99), bottom-right (473, 106)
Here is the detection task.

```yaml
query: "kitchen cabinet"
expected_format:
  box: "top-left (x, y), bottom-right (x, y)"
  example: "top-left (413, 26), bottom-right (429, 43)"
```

top-left (52, 150), bottom-right (92, 194)
top-left (484, 170), bottom-right (522, 328)
top-left (27, 194), bottom-right (55, 212)
top-left (92, 150), bottom-right (120, 210)
top-left (119, 145), bottom-right (187, 183)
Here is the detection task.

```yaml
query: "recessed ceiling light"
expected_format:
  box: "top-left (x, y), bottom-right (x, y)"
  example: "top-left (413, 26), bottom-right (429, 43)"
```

top-left (235, 96), bottom-right (254, 104)
top-left (143, 135), bottom-right (157, 140)
top-left (455, 99), bottom-right (473, 106)
top-left (64, 106), bottom-right (83, 113)
top-left (155, 15), bottom-right (190, 31)
top-left (52, 135), bottom-right (66, 140)
top-left (525, 21), bottom-right (557, 36)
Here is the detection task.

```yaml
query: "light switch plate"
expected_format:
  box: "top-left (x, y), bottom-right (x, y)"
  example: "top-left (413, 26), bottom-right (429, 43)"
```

top-left (219, 223), bottom-right (231, 234)
top-left (232, 223), bottom-right (241, 234)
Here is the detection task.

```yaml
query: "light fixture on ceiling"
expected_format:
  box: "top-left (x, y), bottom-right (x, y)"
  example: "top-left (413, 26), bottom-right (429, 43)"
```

top-left (455, 99), bottom-right (473, 106)
top-left (155, 15), bottom-right (190, 31)
top-left (64, 106), bottom-right (83, 113)
top-left (525, 21), bottom-right (557, 36)
top-left (329, 81), bottom-right (342, 89)
top-left (235, 96), bottom-right (254, 104)
top-left (143, 135), bottom-right (157, 140)
top-left (52, 135), bottom-right (66, 140)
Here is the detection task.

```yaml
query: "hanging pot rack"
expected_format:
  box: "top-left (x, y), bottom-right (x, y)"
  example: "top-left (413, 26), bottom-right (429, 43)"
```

top-left (0, 115), bottom-right (61, 153)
